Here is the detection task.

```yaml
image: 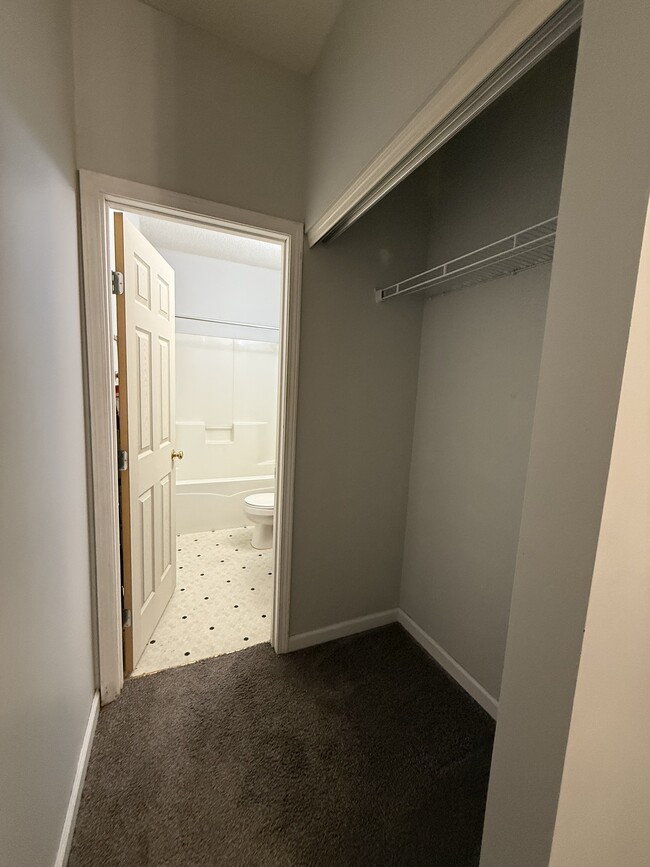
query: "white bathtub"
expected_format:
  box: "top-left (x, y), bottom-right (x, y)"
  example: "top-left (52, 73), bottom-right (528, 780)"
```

top-left (176, 475), bottom-right (274, 534)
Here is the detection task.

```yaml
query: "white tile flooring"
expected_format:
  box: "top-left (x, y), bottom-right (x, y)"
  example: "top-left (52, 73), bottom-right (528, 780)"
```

top-left (132, 526), bottom-right (273, 677)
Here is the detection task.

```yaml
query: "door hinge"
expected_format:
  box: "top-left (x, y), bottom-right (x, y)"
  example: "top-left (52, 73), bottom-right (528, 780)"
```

top-left (117, 449), bottom-right (128, 471)
top-left (111, 270), bottom-right (124, 295)
top-left (122, 608), bottom-right (132, 629)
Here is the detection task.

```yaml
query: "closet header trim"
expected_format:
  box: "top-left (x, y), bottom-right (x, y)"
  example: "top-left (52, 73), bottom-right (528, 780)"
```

top-left (376, 217), bottom-right (557, 302)
top-left (307, 0), bottom-right (581, 247)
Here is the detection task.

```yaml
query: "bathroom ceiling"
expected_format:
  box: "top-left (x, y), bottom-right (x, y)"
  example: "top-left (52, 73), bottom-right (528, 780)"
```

top-left (138, 0), bottom-right (344, 74)
top-left (137, 214), bottom-right (283, 270)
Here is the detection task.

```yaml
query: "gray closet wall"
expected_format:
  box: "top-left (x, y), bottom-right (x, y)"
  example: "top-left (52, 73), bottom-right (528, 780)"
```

top-left (291, 169), bottom-right (431, 635)
top-left (400, 34), bottom-right (579, 702)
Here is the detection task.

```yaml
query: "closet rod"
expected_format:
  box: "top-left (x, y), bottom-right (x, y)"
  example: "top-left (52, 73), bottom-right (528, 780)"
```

top-left (376, 216), bottom-right (558, 302)
top-left (175, 314), bottom-right (278, 331)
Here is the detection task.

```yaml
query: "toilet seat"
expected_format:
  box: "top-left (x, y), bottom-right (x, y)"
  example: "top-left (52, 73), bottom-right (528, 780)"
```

top-left (244, 493), bottom-right (274, 511)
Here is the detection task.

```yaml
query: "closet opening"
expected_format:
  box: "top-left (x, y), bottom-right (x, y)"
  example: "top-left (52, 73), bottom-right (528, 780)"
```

top-left (372, 28), bottom-right (581, 714)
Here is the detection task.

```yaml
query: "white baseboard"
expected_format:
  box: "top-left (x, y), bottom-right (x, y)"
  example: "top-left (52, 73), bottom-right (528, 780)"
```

top-left (288, 609), bottom-right (398, 652)
top-left (55, 690), bottom-right (100, 867)
top-left (397, 610), bottom-right (498, 719)
top-left (287, 607), bottom-right (498, 719)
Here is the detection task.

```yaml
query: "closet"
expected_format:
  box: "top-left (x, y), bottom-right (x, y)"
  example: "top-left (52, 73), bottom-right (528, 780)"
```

top-left (374, 29), bottom-right (580, 709)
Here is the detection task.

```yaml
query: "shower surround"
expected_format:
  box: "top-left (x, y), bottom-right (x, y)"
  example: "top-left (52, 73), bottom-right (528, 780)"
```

top-left (175, 332), bottom-right (278, 533)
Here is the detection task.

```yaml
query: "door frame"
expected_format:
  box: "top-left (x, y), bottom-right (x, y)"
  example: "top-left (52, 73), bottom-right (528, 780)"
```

top-left (79, 170), bottom-right (303, 704)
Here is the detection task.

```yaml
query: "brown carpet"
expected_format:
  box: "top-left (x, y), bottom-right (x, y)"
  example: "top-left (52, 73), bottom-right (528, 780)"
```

top-left (69, 625), bottom-right (495, 866)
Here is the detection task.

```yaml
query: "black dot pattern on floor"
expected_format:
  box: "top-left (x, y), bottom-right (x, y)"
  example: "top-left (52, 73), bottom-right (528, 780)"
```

top-left (132, 527), bottom-right (274, 676)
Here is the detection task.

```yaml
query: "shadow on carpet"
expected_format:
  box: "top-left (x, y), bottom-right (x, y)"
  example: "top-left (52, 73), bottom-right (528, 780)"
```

top-left (69, 624), bottom-right (495, 866)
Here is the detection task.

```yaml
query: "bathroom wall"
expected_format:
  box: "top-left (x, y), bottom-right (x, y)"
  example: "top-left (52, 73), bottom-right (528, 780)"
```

top-left (399, 35), bottom-right (577, 703)
top-left (175, 335), bottom-right (279, 482)
top-left (163, 248), bottom-right (281, 343)
top-left (0, 0), bottom-right (96, 863)
top-left (167, 247), bottom-right (280, 487)
top-left (174, 335), bottom-right (278, 532)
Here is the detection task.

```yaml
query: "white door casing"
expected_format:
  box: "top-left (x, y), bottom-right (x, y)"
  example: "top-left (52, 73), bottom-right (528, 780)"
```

top-left (115, 212), bottom-right (177, 670)
top-left (79, 171), bottom-right (302, 704)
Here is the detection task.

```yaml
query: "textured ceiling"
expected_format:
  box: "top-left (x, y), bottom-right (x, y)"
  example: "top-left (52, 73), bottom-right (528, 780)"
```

top-left (138, 0), bottom-right (343, 74)
top-left (137, 214), bottom-right (283, 270)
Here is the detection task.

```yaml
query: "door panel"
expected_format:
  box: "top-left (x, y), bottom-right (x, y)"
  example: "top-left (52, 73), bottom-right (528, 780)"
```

top-left (115, 212), bottom-right (177, 672)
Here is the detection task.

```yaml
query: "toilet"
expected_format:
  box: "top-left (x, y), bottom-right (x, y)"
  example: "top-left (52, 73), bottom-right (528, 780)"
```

top-left (243, 492), bottom-right (274, 549)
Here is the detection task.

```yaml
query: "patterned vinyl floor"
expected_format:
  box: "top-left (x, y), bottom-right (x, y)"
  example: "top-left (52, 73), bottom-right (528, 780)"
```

top-left (132, 527), bottom-right (273, 677)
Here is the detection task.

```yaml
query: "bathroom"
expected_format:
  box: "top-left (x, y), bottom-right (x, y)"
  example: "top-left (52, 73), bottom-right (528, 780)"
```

top-left (111, 211), bottom-right (282, 675)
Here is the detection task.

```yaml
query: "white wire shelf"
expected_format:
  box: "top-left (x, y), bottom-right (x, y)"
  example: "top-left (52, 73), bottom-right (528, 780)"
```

top-left (376, 216), bottom-right (557, 302)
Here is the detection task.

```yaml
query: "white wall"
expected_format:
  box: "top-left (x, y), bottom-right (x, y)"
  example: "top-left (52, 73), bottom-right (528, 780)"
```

top-left (0, 1), bottom-right (95, 864)
top-left (164, 248), bottom-right (281, 343)
top-left (481, 1), bottom-right (650, 863)
top-left (72, 0), bottom-right (307, 222)
top-left (307, 0), bottom-right (514, 228)
top-left (401, 266), bottom-right (549, 701)
top-left (549, 199), bottom-right (650, 867)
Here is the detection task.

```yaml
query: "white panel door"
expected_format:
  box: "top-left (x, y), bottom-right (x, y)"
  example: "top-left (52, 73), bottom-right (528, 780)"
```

top-left (115, 213), bottom-right (177, 671)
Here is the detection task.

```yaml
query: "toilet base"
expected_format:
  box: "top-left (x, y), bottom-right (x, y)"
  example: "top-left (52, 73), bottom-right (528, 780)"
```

top-left (251, 522), bottom-right (273, 550)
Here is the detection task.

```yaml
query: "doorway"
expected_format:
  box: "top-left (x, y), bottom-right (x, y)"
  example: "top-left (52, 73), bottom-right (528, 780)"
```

top-left (80, 172), bottom-right (303, 703)
top-left (111, 208), bottom-right (284, 676)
